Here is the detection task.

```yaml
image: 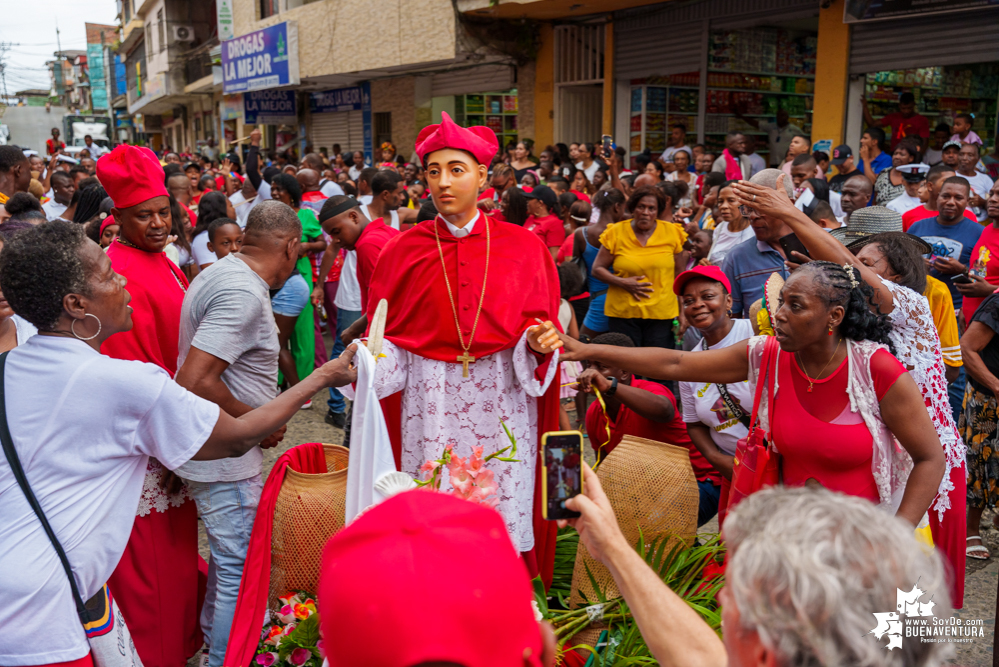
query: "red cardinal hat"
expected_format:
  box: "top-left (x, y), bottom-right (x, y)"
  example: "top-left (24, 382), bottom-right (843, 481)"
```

top-left (318, 490), bottom-right (543, 667)
top-left (96, 145), bottom-right (168, 210)
top-left (414, 111), bottom-right (498, 167)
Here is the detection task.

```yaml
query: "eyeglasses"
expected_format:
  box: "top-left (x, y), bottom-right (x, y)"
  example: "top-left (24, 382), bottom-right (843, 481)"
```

top-left (739, 206), bottom-right (763, 218)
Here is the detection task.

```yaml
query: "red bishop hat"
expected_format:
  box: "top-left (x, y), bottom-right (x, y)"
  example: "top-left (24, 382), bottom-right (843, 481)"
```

top-left (96, 144), bottom-right (168, 210)
top-left (318, 490), bottom-right (543, 667)
top-left (414, 111), bottom-right (498, 166)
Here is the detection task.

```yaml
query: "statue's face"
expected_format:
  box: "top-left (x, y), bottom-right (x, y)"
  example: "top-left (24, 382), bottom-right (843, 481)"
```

top-left (424, 148), bottom-right (487, 219)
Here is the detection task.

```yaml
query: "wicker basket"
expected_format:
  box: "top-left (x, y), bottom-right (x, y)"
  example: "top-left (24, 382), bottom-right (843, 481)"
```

top-left (268, 444), bottom-right (348, 609)
top-left (569, 435), bottom-right (699, 607)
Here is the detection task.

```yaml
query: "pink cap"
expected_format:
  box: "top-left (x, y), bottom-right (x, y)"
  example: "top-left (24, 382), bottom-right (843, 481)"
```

top-left (414, 111), bottom-right (498, 167)
top-left (673, 264), bottom-right (732, 295)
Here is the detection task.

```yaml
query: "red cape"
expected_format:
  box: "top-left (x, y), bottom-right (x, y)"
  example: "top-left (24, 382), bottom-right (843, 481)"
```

top-left (366, 215), bottom-right (561, 587)
top-left (102, 241), bottom-right (189, 374)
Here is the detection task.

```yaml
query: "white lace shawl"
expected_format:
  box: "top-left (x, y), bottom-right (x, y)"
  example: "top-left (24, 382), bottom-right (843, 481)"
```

top-left (880, 280), bottom-right (964, 520)
top-left (747, 336), bottom-right (913, 513)
top-left (136, 458), bottom-right (192, 517)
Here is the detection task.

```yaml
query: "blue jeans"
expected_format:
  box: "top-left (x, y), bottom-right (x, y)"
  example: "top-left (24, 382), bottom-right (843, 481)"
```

top-left (328, 308), bottom-right (363, 413)
top-left (948, 367), bottom-right (966, 427)
top-left (697, 479), bottom-right (721, 527)
top-left (186, 475), bottom-right (263, 667)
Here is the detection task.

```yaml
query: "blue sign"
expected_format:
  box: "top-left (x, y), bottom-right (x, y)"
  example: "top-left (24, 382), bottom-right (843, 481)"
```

top-left (221, 21), bottom-right (299, 94)
top-left (244, 90), bottom-right (297, 124)
top-left (309, 83), bottom-right (374, 164)
top-left (114, 55), bottom-right (126, 98)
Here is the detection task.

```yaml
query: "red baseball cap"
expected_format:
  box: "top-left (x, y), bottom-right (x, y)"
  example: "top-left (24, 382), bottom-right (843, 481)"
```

top-left (95, 145), bottom-right (168, 210)
top-left (673, 265), bottom-right (732, 295)
top-left (415, 111), bottom-right (498, 167)
top-left (318, 490), bottom-right (543, 667)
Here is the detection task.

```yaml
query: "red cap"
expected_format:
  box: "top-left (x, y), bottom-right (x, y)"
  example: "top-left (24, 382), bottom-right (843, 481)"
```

top-left (414, 111), bottom-right (498, 167)
top-left (99, 213), bottom-right (117, 236)
top-left (673, 264), bottom-right (732, 295)
top-left (96, 145), bottom-right (168, 210)
top-left (318, 490), bottom-right (542, 667)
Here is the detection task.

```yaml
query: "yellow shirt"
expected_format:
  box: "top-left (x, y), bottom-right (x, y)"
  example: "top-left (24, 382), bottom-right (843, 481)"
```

top-left (923, 275), bottom-right (962, 367)
top-left (600, 219), bottom-right (687, 320)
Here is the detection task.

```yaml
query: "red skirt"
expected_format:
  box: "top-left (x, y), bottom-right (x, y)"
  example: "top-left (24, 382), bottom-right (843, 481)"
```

top-left (108, 501), bottom-right (203, 667)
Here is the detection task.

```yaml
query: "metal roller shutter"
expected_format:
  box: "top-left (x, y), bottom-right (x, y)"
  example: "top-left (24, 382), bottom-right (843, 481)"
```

top-left (431, 64), bottom-right (515, 97)
top-left (311, 110), bottom-right (365, 154)
top-left (849, 9), bottom-right (999, 75)
top-left (614, 0), bottom-right (817, 81)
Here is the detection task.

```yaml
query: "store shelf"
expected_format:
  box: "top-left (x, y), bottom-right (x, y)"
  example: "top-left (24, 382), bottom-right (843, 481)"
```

top-left (709, 68), bottom-right (814, 79)
top-left (710, 86), bottom-right (813, 96)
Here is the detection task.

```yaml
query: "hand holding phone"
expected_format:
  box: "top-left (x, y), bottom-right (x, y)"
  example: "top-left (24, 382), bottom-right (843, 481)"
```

top-left (601, 135), bottom-right (613, 160)
top-left (542, 431), bottom-right (584, 520)
top-left (778, 233), bottom-right (810, 261)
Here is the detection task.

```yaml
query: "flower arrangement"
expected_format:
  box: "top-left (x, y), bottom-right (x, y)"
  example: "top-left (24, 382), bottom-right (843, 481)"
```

top-left (256, 592), bottom-right (325, 667)
top-left (416, 420), bottom-right (520, 508)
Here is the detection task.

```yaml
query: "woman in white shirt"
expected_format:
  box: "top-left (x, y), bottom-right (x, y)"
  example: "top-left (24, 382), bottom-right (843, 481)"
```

top-left (707, 181), bottom-right (755, 265)
top-left (0, 221), bottom-right (356, 667)
top-left (676, 267), bottom-right (754, 496)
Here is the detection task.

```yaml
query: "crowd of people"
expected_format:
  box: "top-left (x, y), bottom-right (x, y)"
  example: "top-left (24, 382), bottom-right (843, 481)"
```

top-left (0, 99), bottom-right (995, 667)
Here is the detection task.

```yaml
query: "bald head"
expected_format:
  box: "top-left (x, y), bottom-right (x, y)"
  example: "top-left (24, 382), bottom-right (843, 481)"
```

top-left (243, 200), bottom-right (302, 246)
top-left (302, 153), bottom-right (325, 173)
top-left (297, 168), bottom-right (320, 192)
top-left (749, 168), bottom-right (794, 198)
top-left (633, 173), bottom-right (657, 189)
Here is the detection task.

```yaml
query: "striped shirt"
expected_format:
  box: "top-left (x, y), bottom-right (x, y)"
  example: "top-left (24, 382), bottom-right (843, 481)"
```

top-left (722, 238), bottom-right (790, 318)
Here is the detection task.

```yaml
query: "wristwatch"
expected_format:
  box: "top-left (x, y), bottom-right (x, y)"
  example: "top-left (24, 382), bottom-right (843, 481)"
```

top-left (604, 376), bottom-right (619, 397)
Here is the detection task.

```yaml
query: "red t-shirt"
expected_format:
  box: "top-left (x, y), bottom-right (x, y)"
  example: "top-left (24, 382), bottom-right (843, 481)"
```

top-left (355, 218), bottom-right (401, 309)
top-left (902, 204), bottom-right (976, 231)
top-left (772, 349), bottom-right (905, 502)
top-left (525, 214), bottom-right (566, 249)
top-left (881, 112), bottom-right (930, 150)
top-left (555, 234), bottom-right (575, 264)
top-left (46, 139), bottom-right (65, 156)
top-left (585, 378), bottom-right (720, 484)
top-left (302, 190), bottom-right (326, 206)
top-left (478, 187), bottom-right (501, 202)
top-left (570, 190), bottom-right (592, 203)
top-left (963, 222), bottom-right (999, 320)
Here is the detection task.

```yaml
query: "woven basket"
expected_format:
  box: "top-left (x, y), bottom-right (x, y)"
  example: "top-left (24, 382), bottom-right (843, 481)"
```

top-left (569, 435), bottom-right (699, 607)
top-left (268, 444), bottom-right (348, 609)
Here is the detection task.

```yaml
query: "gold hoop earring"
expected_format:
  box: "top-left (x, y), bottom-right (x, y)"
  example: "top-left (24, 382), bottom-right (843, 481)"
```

top-left (71, 313), bottom-right (102, 341)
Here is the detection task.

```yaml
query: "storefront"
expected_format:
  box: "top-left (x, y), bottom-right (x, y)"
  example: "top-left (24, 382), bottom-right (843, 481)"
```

top-left (845, 7), bottom-right (999, 152)
top-left (308, 84), bottom-right (372, 164)
top-left (430, 64), bottom-right (520, 150)
top-left (614, 0), bottom-right (818, 166)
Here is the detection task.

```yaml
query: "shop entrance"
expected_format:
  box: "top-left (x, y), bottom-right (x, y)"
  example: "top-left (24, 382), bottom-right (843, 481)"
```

top-left (557, 84), bottom-right (603, 146)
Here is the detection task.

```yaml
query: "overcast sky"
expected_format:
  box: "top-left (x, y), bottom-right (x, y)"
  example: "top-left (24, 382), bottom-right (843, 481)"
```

top-left (2, 0), bottom-right (118, 93)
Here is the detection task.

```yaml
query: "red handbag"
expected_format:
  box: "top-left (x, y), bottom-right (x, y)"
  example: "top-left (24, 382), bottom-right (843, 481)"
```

top-left (726, 336), bottom-right (781, 516)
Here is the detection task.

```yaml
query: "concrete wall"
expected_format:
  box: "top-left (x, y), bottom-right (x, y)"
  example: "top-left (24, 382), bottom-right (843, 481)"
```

top-left (517, 61), bottom-right (536, 146)
top-left (232, 0), bottom-right (457, 79)
top-left (371, 76), bottom-right (417, 159)
top-left (812, 0), bottom-right (851, 149)
top-left (533, 24), bottom-right (555, 149)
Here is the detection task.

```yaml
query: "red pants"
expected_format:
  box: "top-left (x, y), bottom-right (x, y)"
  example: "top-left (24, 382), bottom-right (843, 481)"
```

top-left (929, 461), bottom-right (966, 609)
top-left (32, 655), bottom-right (93, 667)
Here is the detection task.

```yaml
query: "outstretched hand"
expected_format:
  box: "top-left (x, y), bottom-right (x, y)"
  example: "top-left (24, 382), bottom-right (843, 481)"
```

top-left (732, 173), bottom-right (796, 220)
top-left (527, 320), bottom-right (563, 355)
top-left (556, 333), bottom-right (587, 362)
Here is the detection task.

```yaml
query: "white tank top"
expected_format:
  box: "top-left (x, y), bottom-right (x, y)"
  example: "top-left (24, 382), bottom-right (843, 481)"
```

top-left (360, 204), bottom-right (400, 230)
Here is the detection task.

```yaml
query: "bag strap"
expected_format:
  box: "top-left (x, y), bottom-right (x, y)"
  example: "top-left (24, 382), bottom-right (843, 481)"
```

top-left (702, 337), bottom-right (752, 428)
top-left (746, 339), bottom-right (774, 433)
top-left (0, 351), bottom-right (91, 625)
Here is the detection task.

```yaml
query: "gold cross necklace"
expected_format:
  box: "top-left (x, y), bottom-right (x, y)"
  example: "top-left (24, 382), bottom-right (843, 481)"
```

top-left (796, 338), bottom-right (841, 392)
top-left (432, 215), bottom-right (490, 378)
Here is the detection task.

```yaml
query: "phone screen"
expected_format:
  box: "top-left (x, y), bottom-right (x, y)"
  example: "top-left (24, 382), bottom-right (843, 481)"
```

top-left (601, 135), bottom-right (613, 159)
top-left (543, 432), bottom-right (583, 520)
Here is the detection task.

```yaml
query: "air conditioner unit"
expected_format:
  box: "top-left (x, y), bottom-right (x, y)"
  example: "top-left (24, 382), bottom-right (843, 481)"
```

top-left (171, 25), bottom-right (196, 43)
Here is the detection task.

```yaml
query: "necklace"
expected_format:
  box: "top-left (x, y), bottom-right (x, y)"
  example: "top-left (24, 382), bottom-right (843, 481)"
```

top-left (114, 238), bottom-right (188, 294)
top-left (796, 338), bottom-right (842, 393)
top-left (432, 216), bottom-right (490, 378)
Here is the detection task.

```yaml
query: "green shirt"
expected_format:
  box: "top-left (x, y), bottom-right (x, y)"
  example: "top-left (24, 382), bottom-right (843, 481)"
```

top-left (296, 207), bottom-right (323, 286)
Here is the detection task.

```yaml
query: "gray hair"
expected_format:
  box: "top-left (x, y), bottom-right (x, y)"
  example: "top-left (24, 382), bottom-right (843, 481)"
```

top-left (244, 200), bottom-right (302, 243)
top-left (725, 487), bottom-right (952, 667)
top-left (750, 168), bottom-right (794, 198)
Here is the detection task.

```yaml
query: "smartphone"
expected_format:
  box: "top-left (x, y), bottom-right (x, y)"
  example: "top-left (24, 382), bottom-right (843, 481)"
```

top-left (778, 233), bottom-right (810, 261)
top-left (541, 431), bottom-right (584, 520)
top-left (952, 273), bottom-right (974, 284)
top-left (601, 134), bottom-right (613, 159)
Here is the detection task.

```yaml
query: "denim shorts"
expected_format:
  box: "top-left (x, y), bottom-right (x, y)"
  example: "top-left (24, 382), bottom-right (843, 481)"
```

top-left (271, 272), bottom-right (310, 317)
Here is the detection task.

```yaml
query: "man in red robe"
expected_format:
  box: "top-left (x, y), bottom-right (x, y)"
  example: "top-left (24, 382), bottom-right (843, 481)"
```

top-left (364, 113), bottom-right (563, 584)
top-left (96, 145), bottom-right (203, 667)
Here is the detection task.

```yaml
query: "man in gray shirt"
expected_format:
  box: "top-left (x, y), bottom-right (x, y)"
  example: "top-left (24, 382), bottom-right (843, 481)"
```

top-left (174, 201), bottom-right (302, 667)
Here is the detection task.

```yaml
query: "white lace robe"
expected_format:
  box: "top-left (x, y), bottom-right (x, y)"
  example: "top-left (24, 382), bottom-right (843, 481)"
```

top-left (881, 280), bottom-right (965, 520)
top-left (370, 332), bottom-right (559, 551)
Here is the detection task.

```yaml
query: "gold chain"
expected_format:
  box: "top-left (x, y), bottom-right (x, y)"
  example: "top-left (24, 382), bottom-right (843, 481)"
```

top-left (114, 237), bottom-right (188, 294)
top-left (432, 215), bottom-right (490, 358)
top-left (796, 338), bottom-right (841, 393)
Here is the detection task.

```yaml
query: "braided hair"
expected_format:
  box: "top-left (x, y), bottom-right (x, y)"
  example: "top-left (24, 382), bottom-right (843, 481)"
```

top-left (796, 261), bottom-right (895, 354)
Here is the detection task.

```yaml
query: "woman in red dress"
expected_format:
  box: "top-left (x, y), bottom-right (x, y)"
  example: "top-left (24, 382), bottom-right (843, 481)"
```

top-left (96, 146), bottom-right (203, 667)
top-left (560, 261), bottom-right (946, 527)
